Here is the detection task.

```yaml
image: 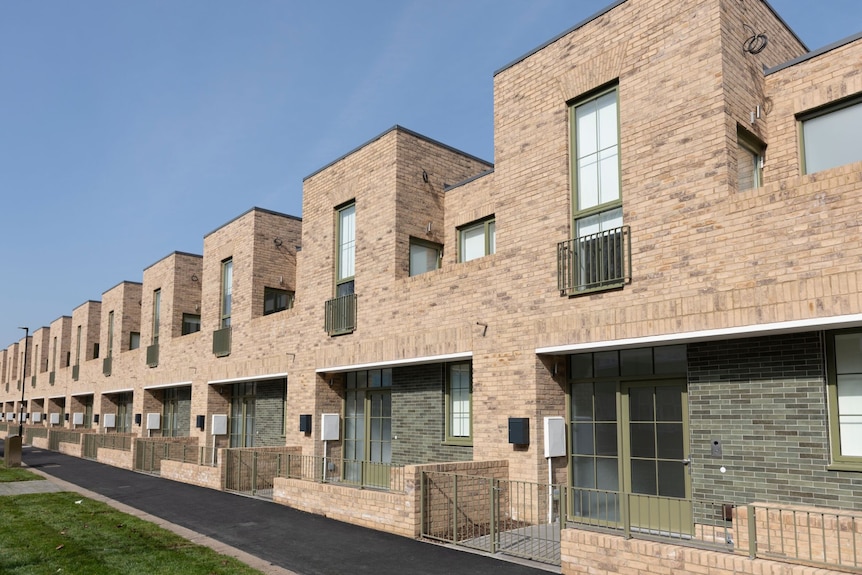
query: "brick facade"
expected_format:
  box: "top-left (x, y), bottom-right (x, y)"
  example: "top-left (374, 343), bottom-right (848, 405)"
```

top-left (3, 0), bottom-right (862, 571)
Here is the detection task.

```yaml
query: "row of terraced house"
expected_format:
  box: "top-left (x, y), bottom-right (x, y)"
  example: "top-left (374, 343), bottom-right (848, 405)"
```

top-left (3, 0), bottom-right (862, 573)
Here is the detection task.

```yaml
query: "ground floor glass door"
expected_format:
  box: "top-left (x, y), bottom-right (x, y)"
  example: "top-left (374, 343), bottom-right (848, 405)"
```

top-left (568, 346), bottom-right (691, 535)
top-left (622, 380), bottom-right (691, 535)
top-left (343, 369), bottom-right (392, 487)
top-left (230, 382), bottom-right (256, 447)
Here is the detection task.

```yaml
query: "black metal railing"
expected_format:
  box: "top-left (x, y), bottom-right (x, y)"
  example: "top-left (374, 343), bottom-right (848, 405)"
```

top-left (557, 225), bottom-right (631, 295)
top-left (325, 293), bottom-right (357, 335)
top-left (146, 343), bottom-right (159, 367)
top-left (212, 327), bottom-right (231, 357)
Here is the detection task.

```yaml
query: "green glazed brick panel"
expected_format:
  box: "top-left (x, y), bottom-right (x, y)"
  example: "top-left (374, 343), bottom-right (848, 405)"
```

top-left (687, 333), bottom-right (862, 511)
top-left (391, 365), bottom-right (472, 466)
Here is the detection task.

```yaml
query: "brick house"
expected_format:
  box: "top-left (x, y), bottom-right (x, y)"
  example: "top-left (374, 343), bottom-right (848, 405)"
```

top-left (3, 0), bottom-right (862, 572)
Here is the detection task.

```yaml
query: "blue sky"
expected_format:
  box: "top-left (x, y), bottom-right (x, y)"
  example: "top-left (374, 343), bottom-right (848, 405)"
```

top-left (1, 0), bottom-right (860, 348)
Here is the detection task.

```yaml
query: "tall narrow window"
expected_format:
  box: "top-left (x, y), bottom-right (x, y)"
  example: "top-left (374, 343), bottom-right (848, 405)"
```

top-left (152, 290), bottom-right (161, 344)
top-left (446, 362), bottom-right (472, 443)
top-left (336, 203), bottom-right (355, 297)
top-left (221, 259), bottom-right (233, 328)
top-left (51, 336), bottom-right (57, 371)
top-left (107, 311), bottom-right (115, 358)
top-left (569, 85), bottom-right (626, 291)
top-left (75, 325), bottom-right (82, 366)
top-left (827, 330), bottom-right (862, 469)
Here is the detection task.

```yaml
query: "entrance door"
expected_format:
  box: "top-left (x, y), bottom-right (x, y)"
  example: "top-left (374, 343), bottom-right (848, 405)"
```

top-left (230, 382), bottom-right (256, 447)
top-left (343, 369), bottom-right (392, 488)
top-left (622, 380), bottom-right (691, 536)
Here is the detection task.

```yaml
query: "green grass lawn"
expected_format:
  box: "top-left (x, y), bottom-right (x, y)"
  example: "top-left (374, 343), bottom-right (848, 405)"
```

top-left (0, 492), bottom-right (265, 575)
top-left (0, 459), bottom-right (43, 482)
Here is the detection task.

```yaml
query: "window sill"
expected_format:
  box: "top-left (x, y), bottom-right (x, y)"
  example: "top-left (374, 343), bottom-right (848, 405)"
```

top-left (827, 462), bottom-right (862, 473)
top-left (442, 439), bottom-right (473, 447)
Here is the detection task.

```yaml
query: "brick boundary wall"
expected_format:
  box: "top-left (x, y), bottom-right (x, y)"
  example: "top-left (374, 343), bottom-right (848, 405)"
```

top-left (160, 458), bottom-right (224, 490)
top-left (561, 525), bottom-right (855, 575)
top-left (273, 459), bottom-right (508, 538)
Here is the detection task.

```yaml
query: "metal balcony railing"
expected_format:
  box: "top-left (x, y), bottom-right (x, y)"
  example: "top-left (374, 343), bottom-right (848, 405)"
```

top-left (557, 225), bottom-right (631, 295)
top-left (146, 343), bottom-right (159, 367)
top-left (212, 327), bottom-right (231, 357)
top-left (72, 365), bottom-right (79, 381)
top-left (325, 293), bottom-right (357, 335)
top-left (103, 356), bottom-right (112, 376)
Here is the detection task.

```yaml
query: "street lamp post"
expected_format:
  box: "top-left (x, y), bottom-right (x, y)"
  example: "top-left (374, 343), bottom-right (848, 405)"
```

top-left (18, 326), bottom-right (28, 437)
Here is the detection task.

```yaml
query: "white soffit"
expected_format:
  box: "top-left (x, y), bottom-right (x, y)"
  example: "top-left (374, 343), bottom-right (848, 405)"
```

top-left (316, 351), bottom-right (473, 374)
top-left (536, 314), bottom-right (862, 355)
top-left (144, 381), bottom-right (192, 390)
top-left (208, 372), bottom-right (289, 385)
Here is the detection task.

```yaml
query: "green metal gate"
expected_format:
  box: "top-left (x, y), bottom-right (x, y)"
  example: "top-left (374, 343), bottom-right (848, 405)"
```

top-left (223, 448), bottom-right (287, 499)
top-left (421, 471), bottom-right (563, 566)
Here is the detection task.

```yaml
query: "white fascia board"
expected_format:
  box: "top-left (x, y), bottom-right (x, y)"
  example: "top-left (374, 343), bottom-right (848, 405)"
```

top-left (70, 391), bottom-right (95, 397)
top-left (315, 351), bottom-right (473, 374)
top-left (143, 381), bottom-right (192, 390)
top-left (536, 314), bottom-right (862, 355)
top-left (102, 388), bottom-right (134, 395)
top-left (207, 372), bottom-right (289, 385)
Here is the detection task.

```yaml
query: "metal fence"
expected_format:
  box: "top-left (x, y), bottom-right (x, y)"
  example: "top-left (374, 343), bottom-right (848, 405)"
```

top-left (225, 448), bottom-right (294, 498)
top-left (565, 487), bottom-right (862, 573)
top-left (742, 503), bottom-right (862, 571)
top-left (421, 471), bottom-right (562, 566)
top-left (24, 426), bottom-right (48, 445)
top-left (277, 454), bottom-right (405, 492)
top-left (324, 293), bottom-right (357, 335)
top-left (48, 429), bottom-right (85, 451)
top-left (134, 439), bottom-right (209, 475)
top-left (82, 433), bottom-right (133, 459)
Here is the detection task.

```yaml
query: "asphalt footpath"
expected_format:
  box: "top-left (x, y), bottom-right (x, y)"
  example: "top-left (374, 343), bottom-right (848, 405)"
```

top-left (2, 441), bottom-right (556, 575)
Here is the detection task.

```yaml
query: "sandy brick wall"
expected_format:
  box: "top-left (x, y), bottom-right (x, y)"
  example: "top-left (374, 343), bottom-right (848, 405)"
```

top-left (561, 525), bottom-right (853, 575)
top-left (96, 447), bottom-right (134, 470)
top-left (160, 459), bottom-right (224, 490)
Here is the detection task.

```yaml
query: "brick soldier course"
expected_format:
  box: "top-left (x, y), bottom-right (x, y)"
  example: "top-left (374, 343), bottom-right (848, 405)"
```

top-left (3, 1), bottom-right (862, 574)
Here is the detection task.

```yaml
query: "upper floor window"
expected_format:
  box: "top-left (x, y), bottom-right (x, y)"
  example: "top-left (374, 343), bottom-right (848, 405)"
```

top-left (129, 332), bottom-right (140, 350)
top-left (567, 85), bottom-right (628, 292)
top-left (458, 217), bottom-right (495, 262)
top-left (75, 325), bottom-right (82, 367)
top-left (221, 258), bottom-right (233, 328)
top-left (336, 202), bottom-right (356, 297)
top-left (801, 97), bottom-right (862, 174)
top-left (182, 313), bottom-right (201, 335)
top-left (107, 311), bottom-right (114, 358)
top-left (827, 330), bottom-right (862, 470)
top-left (263, 287), bottom-right (294, 315)
top-left (409, 238), bottom-right (442, 276)
top-left (152, 289), bottom-right (161, 344)
top-left (737, 127), bottom-right (764, 191)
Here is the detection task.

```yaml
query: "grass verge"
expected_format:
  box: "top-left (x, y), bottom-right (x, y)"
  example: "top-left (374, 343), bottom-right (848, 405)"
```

top-left (0, 459), bottom-right (43, 482)
top-left (0, 492), bottom-right (265, 575)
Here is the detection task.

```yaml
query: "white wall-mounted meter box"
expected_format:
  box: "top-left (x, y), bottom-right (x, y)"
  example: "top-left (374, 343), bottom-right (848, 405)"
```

top-left (32, 412), bottom-right (42, 423)
top-left (103, 413), bottom-right (116, 428)
top-left (211, 414), bottom-right (228, 436)
top-left (72, 412), bottom-right (84, 425)
top-left (50, 413), bottom-right (60, 425)
top-left (544, 416), bottom-right (566, 458)
top-left (146, 413), bottom-right (161, 430)
top-left (321, 413), bottom-right (340, 441)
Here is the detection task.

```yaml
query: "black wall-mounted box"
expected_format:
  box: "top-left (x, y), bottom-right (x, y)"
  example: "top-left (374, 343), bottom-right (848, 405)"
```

top-left (508, 417), bottom-right (530, 445)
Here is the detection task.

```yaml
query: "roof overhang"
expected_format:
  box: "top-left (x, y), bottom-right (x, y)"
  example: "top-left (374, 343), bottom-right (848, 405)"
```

top-left (144, 381), bottom-right (192, 391)
top-left (208, 372), bottom-right (288, 385)
top-left (315, 351), bottom-right (473, 374)
top-left (536, 314), bottom-right (862, 355)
